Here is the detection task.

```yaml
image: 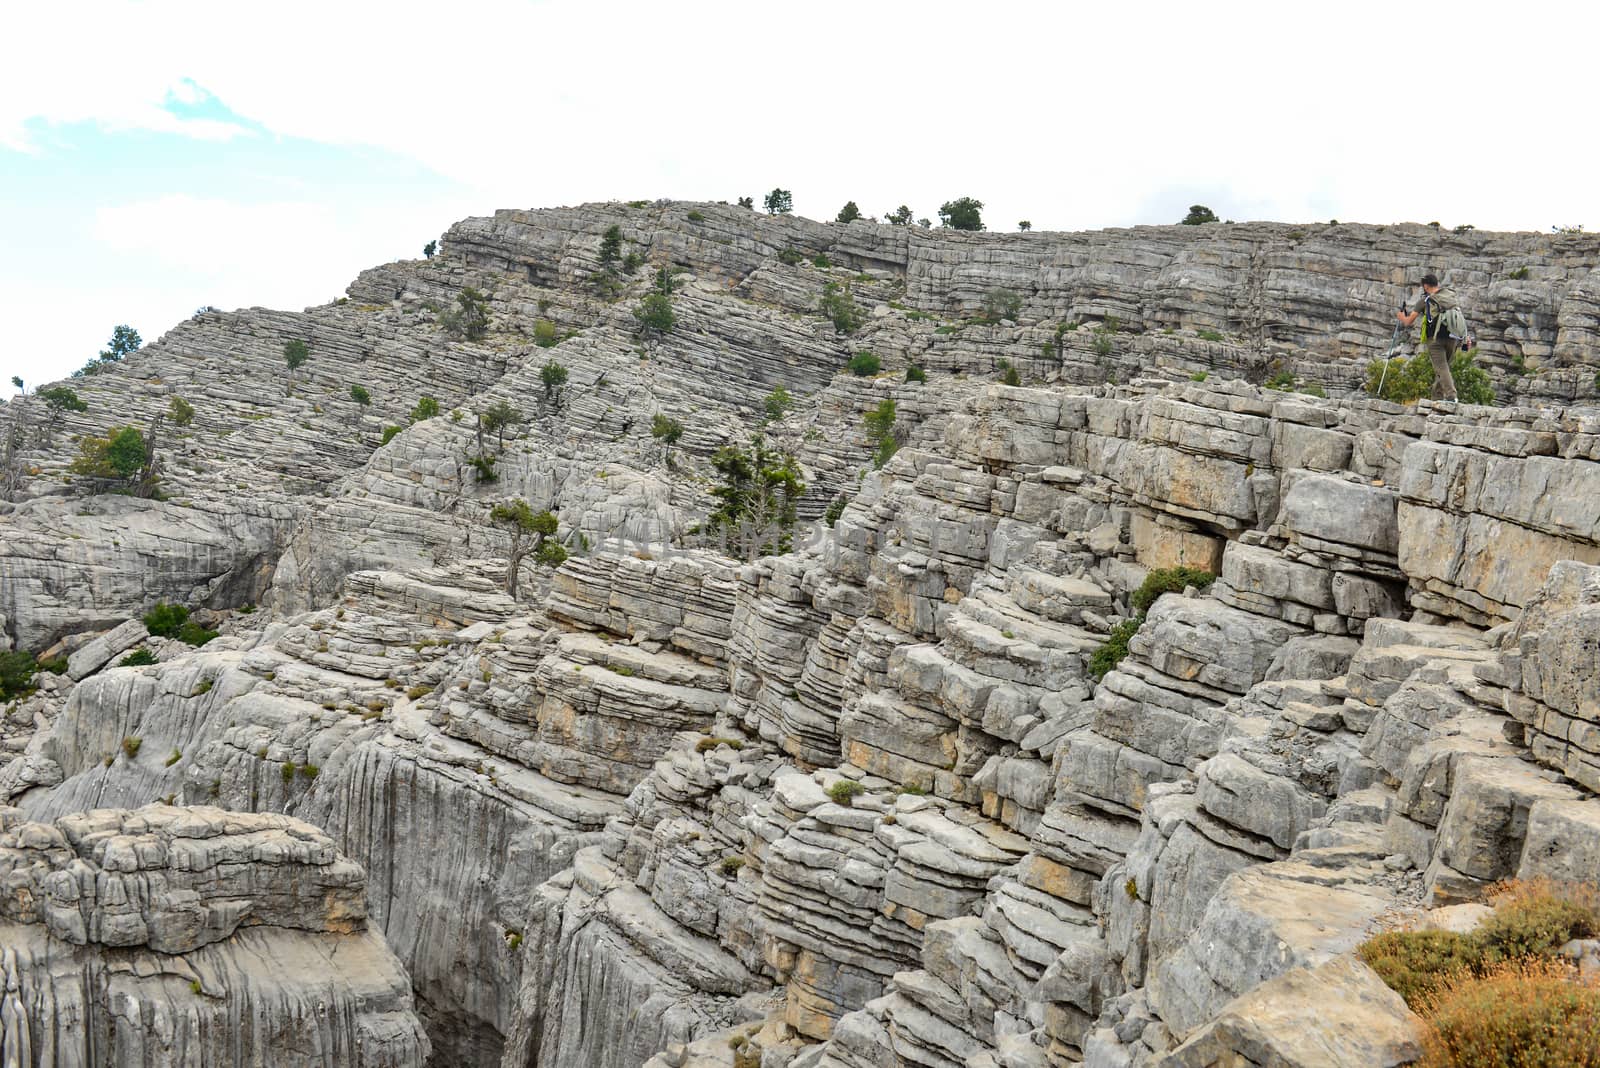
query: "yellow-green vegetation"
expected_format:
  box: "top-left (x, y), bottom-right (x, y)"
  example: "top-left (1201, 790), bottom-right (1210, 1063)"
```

top-left (720, 857), bottom-right (745, 876)
top-left (1359, 880), bottom-right (1600, 1066)
top-left (406, 684), bottom-right (433, 700)
top-left (121, 737), bottom-right (142, 759)
top-left (165, 749), bottom-right (182, 767)
top-left (828, 780), bottom-right (866, 806)
top-left (1418, 958), bottom-right (1600, 1068)
top-left (696, 736), bottom-right (746, 753)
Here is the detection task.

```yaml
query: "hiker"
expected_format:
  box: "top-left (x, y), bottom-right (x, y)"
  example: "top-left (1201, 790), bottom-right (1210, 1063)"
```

top-left (1396, 273), bottom-right (1461, 402)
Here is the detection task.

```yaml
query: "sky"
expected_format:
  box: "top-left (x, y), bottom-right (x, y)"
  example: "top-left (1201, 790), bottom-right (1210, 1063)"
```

top-left (3, 0), bottom-right (1595, 389)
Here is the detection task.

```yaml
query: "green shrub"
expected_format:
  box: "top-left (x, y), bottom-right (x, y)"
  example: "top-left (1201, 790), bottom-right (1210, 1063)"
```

top-left (1509, 266), bottom-right (1531, 280)
top-left (938, 197), bottom-right (984, 231)
top-left (1366, 348), bottom-right (1496, 405)
top-left (282, 762), bottom-right (296, 782)
top-left (119, 649), bottom-right (158, 667)
top-left (1180, 205), bottom-right (1218, 225)
top-left (820, 282), bottom-right (864, 334)
top-left (1418, 959), bottom-right (1600, 1068)
top-left (177, 622), bottom-right (219, 647)
top-left (1476, 882), bottom-right (1600, 964)
top-left (0, 651), bottom-right (39, 700)
top-left (1132, 567), bottom-right (1216, 614)
top-left (121, 736), bottom-right (142, 759)
top-left (979, 288), bottom-right (1022, 323)
top-left (381, 425), bottom-right (402, 445)
top-left (836, 201), bottom-right (862, 224)
top-left (778, 247), bottom-right (804, 266)
top-left (1190, 371), bottom-right (1209, 382)
top-left (1092, 328), bottom-right (1114, 357)
top-left (696, 736), bottom-right (746, 753)
top-left (468, 455), bottom-right (498, 482)
top-left (720, 857), bottom-right (746, 876)
top-left (1198, 329), bottom-right (1225, 342)
top-left (143, 602), bottom-right (190, 637)
top-left (633, 292), bottom-right (676, 337)
top-left (812, 253), bottom-right (832, 269)
top-left (824, 495), bottom-right (850, 526)
top-left (1358, 929), bottom-right (1487, 1010)
top-left (38, 657), bottom-right (68, 675)
top-left (847, 351), bottom-right (881, 377)
top-left (905, 364), bottom-right (926, 383)
top-left (764, 386), bottom-right (794, 421)
top-left (166, 749), bottom-right (182, 767)
top-left (410, 395), bottom-right (440, 421)
top-left (168, 396), bottom-right (195, 427)
top-left (1089, 617), bottom-right (1142, 680)
top-left (1264, 368), bottom-right (1298, 390)
top-left (828, 780), bottom-right (866, 806)
top-left (1000, 362), bottom-right (1021, 386)
top-left (540, 360), bottom-right (570, 401)
top-left (686, 210), bottom-right (706, 222)
top-left (534, 319), bottom-right (560, 348)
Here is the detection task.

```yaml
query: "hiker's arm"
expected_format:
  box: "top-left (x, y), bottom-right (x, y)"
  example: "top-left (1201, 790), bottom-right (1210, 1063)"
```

top-left (1397, 308), bottom-right (1418, 325)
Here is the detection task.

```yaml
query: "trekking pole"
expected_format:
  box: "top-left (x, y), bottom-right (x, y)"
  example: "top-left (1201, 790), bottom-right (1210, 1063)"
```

top-left (1376, 298), bottom-right (1405, 397)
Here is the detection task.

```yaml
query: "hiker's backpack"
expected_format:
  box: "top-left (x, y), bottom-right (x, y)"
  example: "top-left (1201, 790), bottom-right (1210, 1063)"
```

top-left (1421, 297), bottom-right (1471, 346)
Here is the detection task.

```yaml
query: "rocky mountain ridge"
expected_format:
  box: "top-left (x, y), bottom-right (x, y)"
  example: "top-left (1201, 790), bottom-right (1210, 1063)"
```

top-left (2, 202), bottom-right (1600, 1067)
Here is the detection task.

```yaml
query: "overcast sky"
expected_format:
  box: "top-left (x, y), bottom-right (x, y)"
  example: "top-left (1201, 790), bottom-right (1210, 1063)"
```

top-left (3, 0), bottom-right (1594, 388)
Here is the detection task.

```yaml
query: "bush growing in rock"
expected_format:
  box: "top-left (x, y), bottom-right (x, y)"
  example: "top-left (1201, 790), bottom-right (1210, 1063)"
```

top-left (763, 386), bottom-right (794, 421)
top-left (633, 292), bottom-right (676, 338)
top-left (381, 425), bottom-right (402, 445)
top-left (410, 395), bottom-right (440, 421)
top-left (820, 283), bottom-right (864, 334)
top-left (468, 455), bottom-right (498, 482)
top-left (836, 201), bottom-right (861, 224)
top-left (118, 649), bottom-right (158, 667)
top-left (0, 650), bottom-right (39, 700)
top-left (1477, 881), bottom-right (1600, 963)
top-left (1366, 348), bottom-right (1495, 405)
top-left (1418, 958), bottom-right (1600, 1068)
top-left (824, 494), bottom-right (850, 526)
top-left (422, 240), bottom-right (436, 258)
top-left (439, 287), bottom-right (491, 341)
top-left (1181, 204), bottom-right (1219, 225)
top-left (540, 360), bottom-right (569, 406)
top-left (1358, 929), bottom-right (1487, 1010)
top-left (763, 188), bottom-right (793, 215)
top-left (847, 351), bottom-right (880, 377)
top-left (651, 413), bottom-right (684, 465)
top-left (166, 396), bottom-right (195, 428)
top-left (490, 499), bottom-right (562, 597)
top-left (828, 780), bottom-right (865, 806)
top-left (283, 339), bottom-right (309, 393)
top-left (864, 399), bottom-right (898, 468)
top-left (70, 425), bottom-right (148, 484)
top-left (1089, 617), bottom-right (1142, 680)
top-left (998, 360), bottom-right (1021, 386)
top-left (979, 288), bottom-right (1022, 323)
top-left (143, 602), bottom-right (190, 637)
top-left (905, 364), bottom-right (926, 383)
top-left (178, 622), bottom-right (218, 647)
top-left (1131, 567), bottom-right (1216, 614)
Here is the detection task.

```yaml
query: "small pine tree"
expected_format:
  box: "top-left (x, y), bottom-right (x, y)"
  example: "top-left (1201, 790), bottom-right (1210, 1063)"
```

top-left (423, 240), bottom-right (437, 258)
top-left (836, 201), bottom-right (862, 224)
top-left (350, 384), bottom-right (371, 408)
top-left (480, 400), bottom-right (523, 451)
top-left (283, 339), bottom-right (309, 394)
top-left (1181, 205), bottom-right (1219, 225)
top-left (764, 386), bottom-right (794, 421)
top-left (634, 292), bottom-right (676, 338)
top-left (763, 189), bottom-right (793, 215)
top-left (888, 205), bottom-right (913, 227)
top-left (598, 225), bottom-right (623, 265)
top-left (439, 287), bottom-right (490, 340)
top-left (737, 196), bottom-right (754, 210)
top-left (1018, 221), bottom-right (1032, 232)
top-left (38, 386), bottom-right (87, 439)
top-left (410, 395), bottom-right (440, 422)
top-left (167, 396), bottom-right (195, 427)
top-left (651, 413), bottom-right (685, 465)
top-left (864, 399), bottom-right (898, 468)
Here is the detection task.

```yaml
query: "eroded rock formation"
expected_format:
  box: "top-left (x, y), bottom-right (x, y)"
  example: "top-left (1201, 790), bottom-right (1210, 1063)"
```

top-left (3, 202), bottom-right (1600, 1067)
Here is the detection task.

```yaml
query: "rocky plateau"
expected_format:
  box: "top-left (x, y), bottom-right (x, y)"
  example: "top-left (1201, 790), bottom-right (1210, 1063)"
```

top-left (2, 201), bottom-right (1599, 1067)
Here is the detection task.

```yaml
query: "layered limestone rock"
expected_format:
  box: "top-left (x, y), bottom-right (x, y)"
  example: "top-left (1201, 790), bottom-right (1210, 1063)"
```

top-left (5, 202), bottom-right (1600, 1068)
top-left (0, 804), bottom-right (429, 1067)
